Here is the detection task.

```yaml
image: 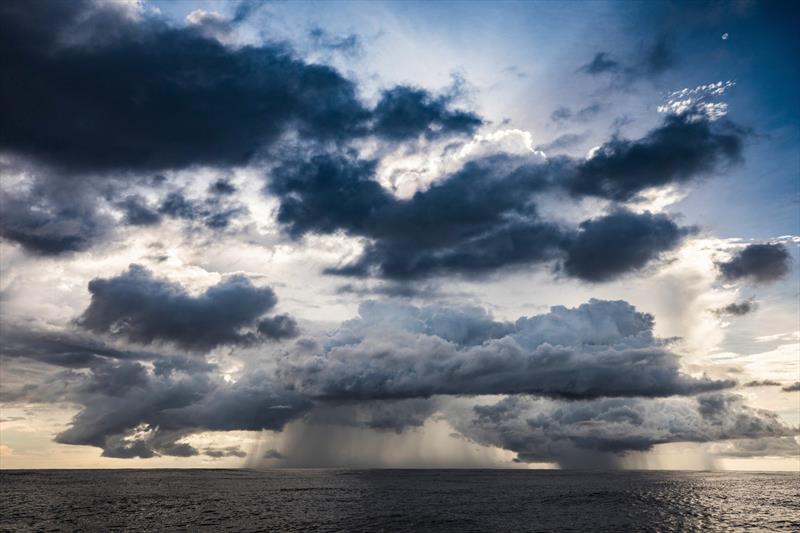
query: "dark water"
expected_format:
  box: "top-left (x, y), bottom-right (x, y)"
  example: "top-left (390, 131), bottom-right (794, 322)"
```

top-left (1, 469), bottom-right (798, 532)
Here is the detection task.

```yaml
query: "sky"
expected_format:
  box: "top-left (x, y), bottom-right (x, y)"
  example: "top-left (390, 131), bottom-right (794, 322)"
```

top-left (0, 0), bottom-right (798, 470)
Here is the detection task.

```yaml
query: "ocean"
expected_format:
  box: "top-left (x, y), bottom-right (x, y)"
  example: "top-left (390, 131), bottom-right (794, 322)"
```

top-left (1, 469), bottom-right (798, 531)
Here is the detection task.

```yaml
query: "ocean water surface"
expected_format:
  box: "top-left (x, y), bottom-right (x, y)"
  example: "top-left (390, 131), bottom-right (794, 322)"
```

top-left (1, 469), bottom-right (798, 532)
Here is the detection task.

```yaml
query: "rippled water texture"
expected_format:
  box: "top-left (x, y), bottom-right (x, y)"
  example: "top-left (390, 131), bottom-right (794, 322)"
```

top-left (1, 469), bottom-right (798, 532)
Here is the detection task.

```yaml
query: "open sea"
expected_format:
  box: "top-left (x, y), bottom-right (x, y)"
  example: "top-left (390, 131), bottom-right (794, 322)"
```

top-left (1, 469), bottom-right (798, 532)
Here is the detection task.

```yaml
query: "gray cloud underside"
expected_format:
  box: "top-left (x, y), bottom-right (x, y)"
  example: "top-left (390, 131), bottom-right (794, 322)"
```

top-left (782, 382), bottom-right (800, 393)
top-left (278, 299), bottom-right (733, 400)
top-left (717, 243), bottom-right (792, 284)
top-left (77, 264), bottom-right (298, 352)
top-left (52, 363), bottom-right (310, 459)
top-left (452, 393), bottom-right (794, 467)
top-left (4, 298), bottom-right (792, 461)
top-left (713, 437), bottom-right (800, 458)
top-left (712, 300), bottom-right (757, 317)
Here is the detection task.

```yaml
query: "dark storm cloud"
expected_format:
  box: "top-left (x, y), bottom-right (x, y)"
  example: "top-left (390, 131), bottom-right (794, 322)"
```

top-left (562, 210), bottom-right (693, 282)
top-left (270, 151), bottom-right (567, 280)
top-left (0, 329), bottom-right (210, 406)
top-left (159, 193), bottom-right (200, 220)
top-left (712, 300), bottom-right (757, 317)
top-left (567, 112), bottom-right (744, 201)
top-left (0, 368), bottom-right (87, 404)
top-left (782, 382), bottom-right (800, 392)
top-left (742, 380), bottom-right (781, 388)
top-left (717, 243), bottom-right (791, 284)
top-left (278, 299), bottom-right (733, 401)
top-left (269, 152), bottom-right (389, 239)
top-left (0, 0), bottom-right (479, 175)
top-left (0, 182), bottom-right (112, 255)
top-left (257, 315), bottom-right (301, 340)
top-left (118, 195), bottom-right (162, 226)
top-left (453, 392), bottom-right (792, 466)
top-left (0, 0), bottom-right (745, 284)
top-left (77, 264), bottom-right (297, 352)
top-left (371, 86), bottom-right (483, 141)
top-left (82, 360), bottom-right (150, 397)
top-left (0, 0), bottom-right (368, 173)
top-left (54, 363), bottom-right (310, 458)
top-left (10, 298), bottom-right (783, 461)
top-left (335, 281), bottom-right (445, 299)
top-left (0, 326), bottom-right (168, 368)
top-left (157, 191), bottom-right (246, 230)
top-left (268, 110), bottom-right (740, 282)
top-left (209, 179), bottom-right (237, 196)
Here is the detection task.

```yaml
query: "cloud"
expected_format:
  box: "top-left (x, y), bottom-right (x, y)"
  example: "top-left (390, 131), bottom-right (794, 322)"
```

top-left (1, 327), bottom-right (308, 459)
top-left (303, 399), bottom-right (438, 434)
top-left (77, 264), bottom-right (297, 352)
top-left (550, 107), bottom-right (573, 122)
top-left (308, 26), bottom-right (362, 56)
top-left (568, 112), bottom-right (744, 201)
top-left (0, 0), bottom-right (479, 175)
top-left (10, 298), bottom-right (787, 463)
top-left (270, 119), bottom-right (716, 281)
top-left (257, 315), bottom-right (301, 341)
top-left (782, 382), bottom-right (800, 392)
top-left (579, 36), bottom-right (676, 85)
top-left (158, 191), bottom-right (246, 230)
top-left (272, 151), bottom-right (567, 280)
top-left (0, 177), bottom-right (113, 255)
top-left (578, 52), bottom-right (620, 75)
top-left (263, 448), bottom-right (285, 459)
top-left (550, 103), bottom-right (605, 124)
top-left (0, 325), bottom-right (172, 369)
top-left (452, 392), bottom-right (794, 467)
top-left (658, 81), bottom-right (736, 122)
top-left (712, 300), bottom-right (757, 317)
top-left (209, 179), bottom-right (236, 196)
top-left (335, 281), bottom-right (446, 299)
top-left (185, 9), bottom-right (233, 40)
top-left (535, 133), bottom-right (589, 153)
top-left (742, 380), bottom-right (781, 387)
top-left (371, 85), bottom-right (483, 141)
top-left (0, 0), bottom-right (370, 173)
top-left (717, 243), bottom-right (791, 283)
top-left (203, 445), bottom-right (247, 458)
top-left (54, 364), bottom-right (311, 458)
top-left (562, 210), bottom-right (693, 282)
top-left (278, 299), bottom-right (733, 401)
top-left (0, 0), bottom-right (746, 289)
top-left (710, 437), bottom-right (800, 458)
top-left (118, 195), bottom-right (161, 226)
